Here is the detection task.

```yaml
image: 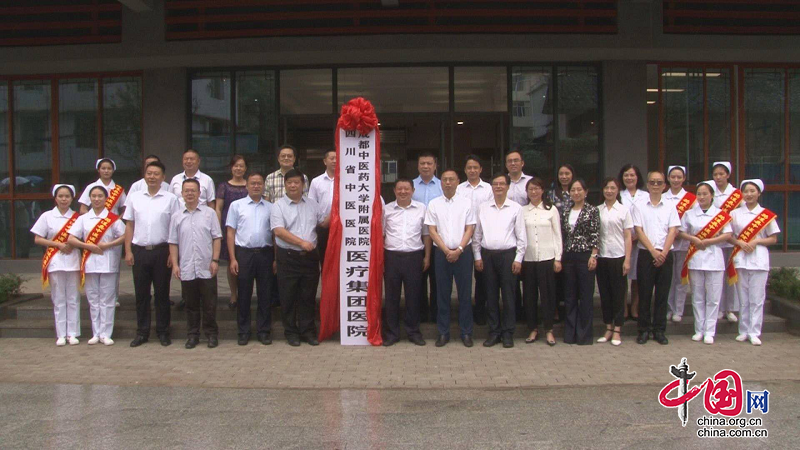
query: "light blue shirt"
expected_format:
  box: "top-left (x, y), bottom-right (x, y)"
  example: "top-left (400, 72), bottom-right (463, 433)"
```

top-left (270, 195), bottom-right (325, 250)
top-left (225, 196), bottom-right (273, 248)
top-left (412, 175), bottom-right (443, 206)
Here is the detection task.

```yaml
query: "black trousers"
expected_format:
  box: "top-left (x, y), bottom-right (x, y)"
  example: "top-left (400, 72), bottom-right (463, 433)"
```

top-left (637, 249), bottom-right (673, 334)
top-left (316, 226), bottom-right (330, 269)
top-left (182, 277), bottom-right (218, 338)
top-left (522, 259), bottom-right (556, 331)
top-left (235, 246), bottom-right (274, 337)
top-left (276, 247), bottom-right (320, 339)
top-left (597, 257), bottom-right (626, 327)
top-left (483, 248), bottom-right (517, 338)
top-left (563, 251), bottom-right (595, 345)
top-left (473, 268), bottom-right (487, 323)
top-left (383, 250), bottom-right (424, 341)
top-left (132, 244), bottom-right (172, 338)
top-left (420, 260), bottom-right (438, 321)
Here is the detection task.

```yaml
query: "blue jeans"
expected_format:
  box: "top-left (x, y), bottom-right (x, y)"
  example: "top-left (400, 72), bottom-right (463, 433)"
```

top-left (434, 246), bottom-right (474, 338)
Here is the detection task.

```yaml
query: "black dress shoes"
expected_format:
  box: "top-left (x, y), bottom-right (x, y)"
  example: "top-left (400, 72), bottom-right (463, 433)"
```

top-left (159, 335), bottom-right (172, 347)
top-left (483, 335), bottom-right (501, 347)
top-left (301, 335), bottom-right (320, 346)
top-left (129, 335), bottom-right (148, 347)
top-left (382, 338), bottom-right (398, 347)
top-left (654, 332), bottom-right (669, 345)
top-left (502, 335), bottom-right (514, 348)
top-left (408, 335), bottom-right (426, 346)
top-left (636, 331), bottom-right (649, 345)
top-left (287, 336), bottom-right (301, 347)
top-left (237, 334), bottom-right (249, 346)
top-left (462, 335), bottom-right (473, 348)
top-left (435, 335), bottom-right (449, 347)
top-left (258, 333), bottom-right (272, 345)
top-left (185, 337), bottom-right (199, 349)
top-left (208, 336), bottom-right (219, 348)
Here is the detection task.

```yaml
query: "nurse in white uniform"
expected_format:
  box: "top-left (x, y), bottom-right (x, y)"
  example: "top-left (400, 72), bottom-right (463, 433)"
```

top-left (711, 161), bottom-right (742, 322)
top-left (68, 185), bottom-right (126, 346)
top-left (30, 184), bottom-right (82, 346)
top-left (729, 179), bottom-right (780, 346)
top-left (679, 181), bottom-right (732, 345)
top-left (78, 158), bottom-right (127, 216)
top-left (663, 165), bottom-right (694, 322)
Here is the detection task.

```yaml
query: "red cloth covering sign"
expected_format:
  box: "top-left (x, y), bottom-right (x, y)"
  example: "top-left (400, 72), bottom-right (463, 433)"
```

top-left (318, 98), bottom-right (384, 345)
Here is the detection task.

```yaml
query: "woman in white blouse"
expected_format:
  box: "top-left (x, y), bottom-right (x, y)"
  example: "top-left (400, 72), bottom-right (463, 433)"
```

top-left (679, 181), bottom-right (732, 345)
top-left (521, 177), bottom-right (562, 347)
top-left (78, 158), bottom-right (127, 216)
top-left (68, 186), bottom-right (126, 346)
top-left (596, 178), bottom-right (632, 346)
top-left (711, 161), bottom-right (740, 323)
top-left (729, 179), bottom-right (780, 346)
top-left (30, 184), bottom-right (82, 346)
top-left (618, 164), bottom-right (648, 322)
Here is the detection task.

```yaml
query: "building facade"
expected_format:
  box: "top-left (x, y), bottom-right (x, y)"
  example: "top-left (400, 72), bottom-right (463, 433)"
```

top-left (1, 0), bottom-right (798, 262)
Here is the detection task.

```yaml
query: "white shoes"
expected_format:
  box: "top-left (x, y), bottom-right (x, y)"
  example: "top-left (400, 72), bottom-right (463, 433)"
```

top-left (56, 337), bottom-right (66, 346)
top-left (597, 336), bottom-right (609, 343)
top-left (68, 336), bottom-right (79, 346)
top-left (703, 335), bottom-right (714, 345)
top-left (692, 332), bottom-right (703, 342)
top-left (749, 336), bottom-right (762, 346)
top-left (115, 301), bottom-right (120, 307)
top-left (611, 337), bottom-right (622, 346)
top-left (88, 336), bottom-right (100, 345)
top-left (735, 334), bottom-right (748, 342)
top-left (101, 337), bottom-right (115, 346)
top-left (666, 312), bottom-right (672, 321)
top-left (726, 312), bottom-right (738, 322)
top-left (672, 315), bottom-right (682, 323)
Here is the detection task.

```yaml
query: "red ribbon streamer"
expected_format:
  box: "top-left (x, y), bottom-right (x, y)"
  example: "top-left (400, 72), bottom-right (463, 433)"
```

top-left (318, 97), bottom-right (383, 345)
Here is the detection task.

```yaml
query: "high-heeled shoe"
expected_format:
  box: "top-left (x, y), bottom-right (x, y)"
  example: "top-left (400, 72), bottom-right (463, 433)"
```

top-left (228, 301), bottom-right (237, 310)
top-left (597, 326), bottom-right (613, 343)
top-left (525, 330), bottom-right (539, 344)
top-left (546, 330), bottom-right (556, 346)
top-left (611, 329), bottom-right (622, 346)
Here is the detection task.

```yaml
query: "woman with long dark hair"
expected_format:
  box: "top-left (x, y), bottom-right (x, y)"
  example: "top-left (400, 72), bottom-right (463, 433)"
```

top-left (215, 155), bottom-right (249, 310)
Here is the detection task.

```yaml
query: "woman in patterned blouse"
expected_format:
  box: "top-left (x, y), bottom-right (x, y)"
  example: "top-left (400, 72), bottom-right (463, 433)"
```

top-left (561, 179), bottom-right (600, 345)
top-left (547, 164), bottom-right (575, 216)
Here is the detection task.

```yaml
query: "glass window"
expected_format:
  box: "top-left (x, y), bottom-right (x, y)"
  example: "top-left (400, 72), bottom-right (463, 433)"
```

top-left (789, 70), bottom-right (800, 185)
top-left (789, 192), bottom-right (800, 250)
top-left (280, 69), bottom-right (332, 115)
top-left (191, 72), bottom-right (232, 175)
top-left (0, 201), bottom-right (9, 257)
top-left (557, 66), bottom-right (600, 188)
top-left (103, 77), bottom-right (142, 190)
top-left (337, 67), bottom-right (449, 113)
top-left (454, 67), bottom-right (507, 112)
top-left (14, 200), bottom-right (46, 259)
top-left (13, 80), bottom-right (51, 193)
top-left (743, 68), bottom-right (785, 184)
top-left (59, 79), bottom-right (98, 190)
top-left (706, 68), bottom-right (732, 169)
top-left (235, 70), bottom-right (277, 176)
top-left (510, 67), bottom-right (554, 181)
top-left (0, 83), bottom-right (8, 195)
top-left (662, 68), bottom-right (704, 184)
top-left (761, 191), bottom-right (785, 249)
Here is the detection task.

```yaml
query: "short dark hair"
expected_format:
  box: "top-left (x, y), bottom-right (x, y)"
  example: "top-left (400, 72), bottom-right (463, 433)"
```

top-left (394, 178), bottom-right (414, 190)
top-left (647, 170), bottom-right (666, 181)
top-left (601, 177), bottom-right (622, 203)
top-left (182, 178), bottom-right (201, 190)
top-left (278, 144), bottom-right (297, 160)
top-left (89, 185), bottom-right (108, 197)
top-left (569, 178), bottom-right (588, 192)
top-left (246, 171), bottom-right (265, 182)
top-left (144, 154), bottom-right (161, 162)
top-left (464, 154), bottom-right (482, 168)
top-left (418, 151), bottom-right (437, 161)
top-left (283, 168), bottom-right (305, 184)
top-left (618, 164), bottom-right (644, 190)
top-left (229, 154), bottom-right (247, 168)
top-left (526, 177), bottom-right (553, 209)
top-left (145, 161), bottom-right (166, 174)
top-left (183, 148), bottom-right (200, 157)
top-left (440, 168), bottom-right (459, 180)
top-left (323, 149), bottom-right (336, 159)
top-left (505, 151), bottom-right (523, 161)
top-left (491, 173), bottom-right (511, 186)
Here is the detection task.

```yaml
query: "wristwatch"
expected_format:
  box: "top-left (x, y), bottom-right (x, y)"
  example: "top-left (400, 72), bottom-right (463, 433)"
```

top-left (457, 246), bottom-right (464, 252)
top-left (212, 259), bottom-right (219, 263)
top-left (590, 254), bottom-right (598, 259)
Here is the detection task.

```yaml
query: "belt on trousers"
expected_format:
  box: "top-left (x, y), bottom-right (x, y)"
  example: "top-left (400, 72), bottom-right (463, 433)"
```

top-left (385, 249), bottom-right (424, 256)
top-left (132, 243), bottom-right (168, 251)
top-left (236, 245), bottom-right (273, 253)
top-left (276, 246), bottom-right (317, 258)
top-left (481, 247), bottom-right (515, 256)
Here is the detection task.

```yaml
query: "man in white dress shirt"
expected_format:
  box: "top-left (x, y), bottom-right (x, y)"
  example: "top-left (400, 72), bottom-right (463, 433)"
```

top-left (413, 151), bottom-right (443, 323)
top-left (382, 178), bottom-right (431, 346)
top-left (123, 161), bottom-right (181, 347)
top-left (169, 149), bottom-right (216, 208)
top-left (506, 151), bottom-right (532, 206)
top-left (128, 154), bottom-right (170, 195)
top-left (473, 173), bottom-right (527, 348)
top-left (308, 149), bottom-right (336, 268)
top-left (456, 155), bottom-right (493, 326)
top-left (425, 169), bottom-right (476, 347)
top-left (631, 171), bottom-right (681, 346)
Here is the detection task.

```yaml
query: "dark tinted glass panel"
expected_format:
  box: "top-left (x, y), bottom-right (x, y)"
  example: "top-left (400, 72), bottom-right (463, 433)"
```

top-left (662, 68), bottom-right (704, 184)
top-left (788, 192), bottom-right (799, 250)
top-left (0, 84), bottom-right (8, 194)
top-left (761, 191), bottom-right (784, 249)
top-left (235, 70), bottom-right (277, 176)
top-left (280, 69), bottom-right (332, 115)
top-left (337, 67), bottom-right (449, 113)
top-left (15, 200), bottom-right (47, 259)
top-left (706, 68), bottom-right (732, 171)
top-left (13, 80), bottom-right (51, 193)
top-left (191, 72), bottom-right (232, 177)
top-left (454, 67), bottom-right (507, 112)
top-left (557, 66), bottom-right (600, 189)
top-left (0, 201), bottom-right (10, 257)
top-left (789, 70), bottom-right (800, 185)
top-left (59, 79), bottom-right (98, 190)
top-left (744, 69), bottom-right (784, 185)
top-left (510, 67), bottom-right (554, 181)
top-left (103, 77), bottom-right (142, 190)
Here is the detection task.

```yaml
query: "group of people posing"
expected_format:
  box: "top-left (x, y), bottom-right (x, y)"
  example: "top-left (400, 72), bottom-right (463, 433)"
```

top-left (31, 146), bottom-right (779, 350)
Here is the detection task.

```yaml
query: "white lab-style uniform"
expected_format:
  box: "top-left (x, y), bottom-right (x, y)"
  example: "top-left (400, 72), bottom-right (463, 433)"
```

top-left (69, 208), bottom-right (126, 339)
top-left (663, 188), bottom-right (694, 317)
top-left (730, 204), bottom-right (780, 338)
top-left (30, 207), bottom-right (82, 339)
top-left (680, 205), bottom-right (732, 338)
top-left (78, 179), bottom-right (127, 216)
top-left (621, 189), bottom-right (649, 281)
top-left (713, 183), bottom-right (742, 313)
